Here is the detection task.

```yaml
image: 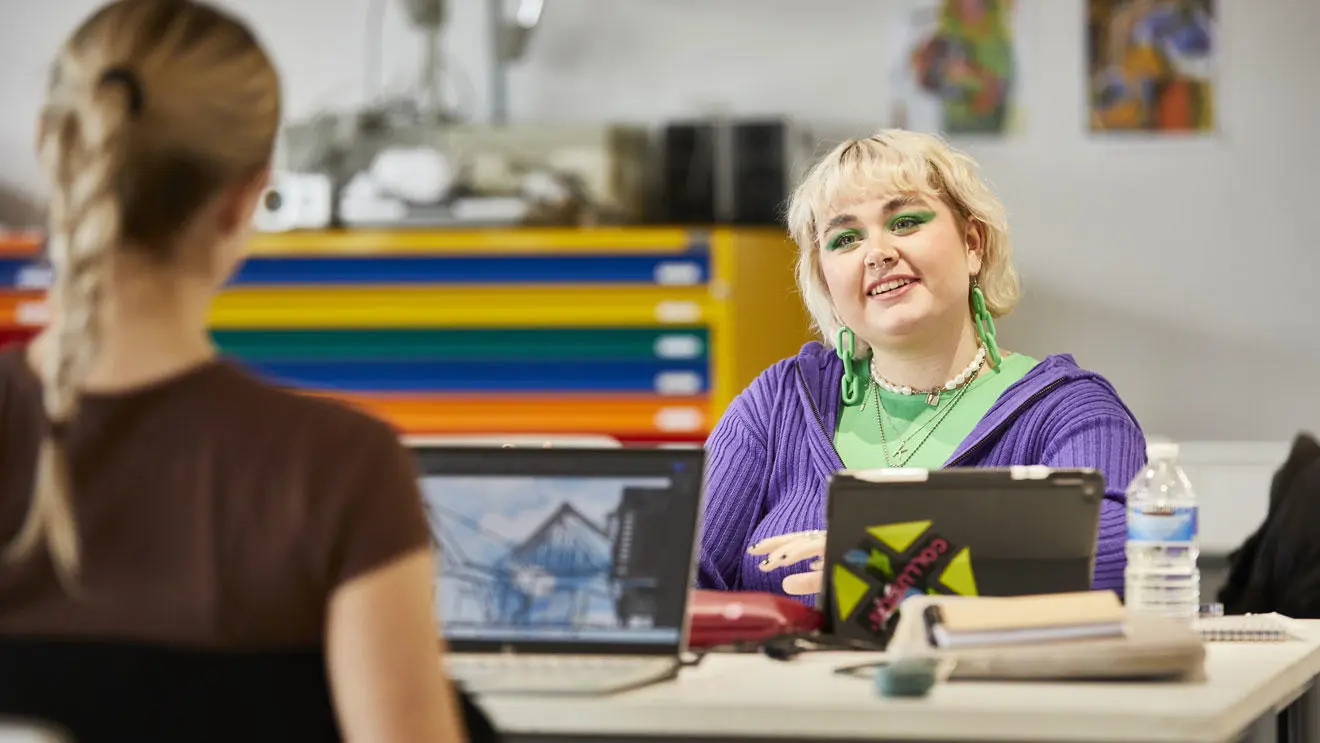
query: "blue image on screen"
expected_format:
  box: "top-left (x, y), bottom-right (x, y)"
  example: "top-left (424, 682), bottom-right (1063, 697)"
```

top-left (422, 475), bottom-right (679, 645)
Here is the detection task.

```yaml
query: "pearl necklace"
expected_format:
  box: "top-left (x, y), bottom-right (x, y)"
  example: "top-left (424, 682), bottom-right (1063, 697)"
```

top-left (870, 346), bottom-right (987, 406)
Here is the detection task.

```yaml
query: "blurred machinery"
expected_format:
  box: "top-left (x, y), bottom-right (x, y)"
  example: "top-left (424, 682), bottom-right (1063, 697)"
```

top-left (257, 0), bottom-right (650, 232)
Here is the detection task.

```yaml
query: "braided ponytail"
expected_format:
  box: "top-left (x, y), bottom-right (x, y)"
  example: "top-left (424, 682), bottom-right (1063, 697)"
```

top-left (4, 0), bottom-right (280, 586)
top-left (4, 72), bottom-right (135, 584)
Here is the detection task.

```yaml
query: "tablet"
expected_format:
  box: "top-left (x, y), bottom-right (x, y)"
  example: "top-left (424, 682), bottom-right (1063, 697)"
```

top-left (820, 466), bottom-right (1106, 646)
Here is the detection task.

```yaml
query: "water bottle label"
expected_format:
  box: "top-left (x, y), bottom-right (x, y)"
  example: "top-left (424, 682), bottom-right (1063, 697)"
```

top-left (1128, 505), bottom-right (1197, 543)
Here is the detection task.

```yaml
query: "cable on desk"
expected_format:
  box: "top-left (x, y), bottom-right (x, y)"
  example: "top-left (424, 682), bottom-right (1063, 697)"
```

top-left (681, 632), bottom-right (883, 666)
top-left (833, 658), bottom-right (890, 677)
top-left (683, 635), bottom-right (944, 698)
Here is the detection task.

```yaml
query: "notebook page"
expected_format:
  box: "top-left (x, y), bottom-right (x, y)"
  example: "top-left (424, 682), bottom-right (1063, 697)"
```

top-left (936, 591), bottom-right (1125, 633)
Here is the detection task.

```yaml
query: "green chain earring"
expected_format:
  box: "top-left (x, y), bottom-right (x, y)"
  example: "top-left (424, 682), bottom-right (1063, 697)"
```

top-left (835, 326), bottom-right (866, 406)
top-left (970, 278), bottom-right (1002, 371)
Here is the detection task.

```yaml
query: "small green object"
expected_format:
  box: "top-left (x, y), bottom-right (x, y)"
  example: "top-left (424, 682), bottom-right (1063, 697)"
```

top-left (875, 657), bottom-right (940, 698)
top-left (836, 326), bottom-right (866, 406)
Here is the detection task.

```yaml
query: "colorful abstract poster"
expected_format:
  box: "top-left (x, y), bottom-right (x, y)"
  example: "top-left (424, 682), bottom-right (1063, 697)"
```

top-left (1087, 0), bottom-right (1216, 133)
top-left (889, 0), bottom-right (1022, 137)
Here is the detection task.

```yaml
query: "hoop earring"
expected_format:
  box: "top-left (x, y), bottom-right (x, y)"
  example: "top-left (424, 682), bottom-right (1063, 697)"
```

top-left (835, 326), bottom-right (866, 406)
top-left (970, 279), bottom-right (1002, 371)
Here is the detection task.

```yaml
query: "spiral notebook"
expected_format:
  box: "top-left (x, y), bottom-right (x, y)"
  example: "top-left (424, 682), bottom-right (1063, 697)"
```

top-left (1193, 613), bottom-right (1300, 642)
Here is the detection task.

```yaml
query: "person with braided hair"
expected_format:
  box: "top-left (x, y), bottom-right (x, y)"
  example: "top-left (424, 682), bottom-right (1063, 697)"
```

top-left (0, 2), bottom-right (489, 741)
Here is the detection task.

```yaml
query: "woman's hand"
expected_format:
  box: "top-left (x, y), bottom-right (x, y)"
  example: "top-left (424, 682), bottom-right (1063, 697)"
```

top-left (747, 530), bottom-right (828, 596)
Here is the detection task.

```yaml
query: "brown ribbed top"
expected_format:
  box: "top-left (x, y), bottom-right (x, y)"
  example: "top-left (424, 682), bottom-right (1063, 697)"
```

top-left (0, 345), bottom-right (430, 648)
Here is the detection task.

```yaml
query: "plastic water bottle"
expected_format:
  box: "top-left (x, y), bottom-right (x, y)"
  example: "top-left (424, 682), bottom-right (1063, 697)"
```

top-left (1124, 442), bottom-right (1200, 622)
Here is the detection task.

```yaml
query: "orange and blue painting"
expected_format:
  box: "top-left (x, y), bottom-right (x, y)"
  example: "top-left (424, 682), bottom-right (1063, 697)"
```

top-left (1087, 0), bottom-right (1216, 133)
top-left (894, 0), bottom-right (1018, 136)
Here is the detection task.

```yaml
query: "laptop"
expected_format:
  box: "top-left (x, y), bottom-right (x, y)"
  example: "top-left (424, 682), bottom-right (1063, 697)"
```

top-left (819, 466), bottom-right (1105, 647)
top-left (412, 445), bottom-right (706, 695)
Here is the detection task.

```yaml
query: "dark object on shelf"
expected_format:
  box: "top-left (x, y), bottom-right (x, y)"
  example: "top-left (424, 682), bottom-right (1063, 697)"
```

top-left (657, 117), bottom-right (809, 227)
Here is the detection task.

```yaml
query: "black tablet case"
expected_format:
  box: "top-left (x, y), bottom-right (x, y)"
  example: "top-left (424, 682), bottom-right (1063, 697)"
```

top-left (820, 468), bottom-right (1106, 647)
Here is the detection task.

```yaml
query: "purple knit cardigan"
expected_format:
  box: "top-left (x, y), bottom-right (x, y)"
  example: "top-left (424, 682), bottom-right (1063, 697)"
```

top-left (696, 342), bottom-right (1147, 601)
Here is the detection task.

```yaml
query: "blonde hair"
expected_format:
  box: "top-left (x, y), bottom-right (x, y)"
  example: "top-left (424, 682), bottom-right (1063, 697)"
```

top-left (7, 0), bottom-right (280, 583)
top-left (785, 129), bottom-right (1020, 352)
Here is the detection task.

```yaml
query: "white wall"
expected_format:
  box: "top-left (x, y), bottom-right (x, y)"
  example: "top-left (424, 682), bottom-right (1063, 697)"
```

top-left (2, 0), bottom-right (1318, 445)
top-left (1179, 440), bottom-right (1284, 555)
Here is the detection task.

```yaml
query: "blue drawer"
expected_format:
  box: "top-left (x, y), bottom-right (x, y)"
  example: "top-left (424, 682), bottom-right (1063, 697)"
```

top-left (248, 358), bottom-right (710, 394)
top-left (0, 253), bottom-right (711, 288)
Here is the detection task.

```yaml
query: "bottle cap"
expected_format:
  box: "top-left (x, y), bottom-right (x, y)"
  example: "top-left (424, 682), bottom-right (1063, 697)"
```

top-left (1146, 441), bottom-right (1180, 460)
top-left (875, 657), bottom-right (941, 698)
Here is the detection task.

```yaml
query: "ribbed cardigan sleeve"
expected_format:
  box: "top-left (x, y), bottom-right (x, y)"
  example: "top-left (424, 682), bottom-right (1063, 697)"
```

top-left (696, 378), bottom-right (774, 590)
top-left (1039, 382), bottom-right (1147, 596)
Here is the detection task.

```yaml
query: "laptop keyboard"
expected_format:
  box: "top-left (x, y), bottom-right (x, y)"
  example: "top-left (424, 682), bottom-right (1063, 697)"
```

top-left (446, 654), bottom-right (679, 695)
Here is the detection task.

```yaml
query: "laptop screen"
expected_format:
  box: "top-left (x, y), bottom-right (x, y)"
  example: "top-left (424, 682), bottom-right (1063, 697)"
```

top-left (412, 446), bottom-right (705, 655)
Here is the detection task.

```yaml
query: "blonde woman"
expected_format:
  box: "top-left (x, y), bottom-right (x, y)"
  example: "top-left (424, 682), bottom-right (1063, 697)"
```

top-left (0, 2), bottom-right (483, 741)
top-left (697, 129), bottom-right (1145, 600)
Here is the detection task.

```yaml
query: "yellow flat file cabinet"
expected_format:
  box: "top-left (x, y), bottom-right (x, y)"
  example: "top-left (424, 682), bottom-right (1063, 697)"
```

top-left (234, 225), bottom-right (813, 438)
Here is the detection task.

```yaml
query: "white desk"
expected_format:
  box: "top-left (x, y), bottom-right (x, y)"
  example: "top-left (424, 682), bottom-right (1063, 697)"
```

top-left (476, 622), bottom-right (1320, 743)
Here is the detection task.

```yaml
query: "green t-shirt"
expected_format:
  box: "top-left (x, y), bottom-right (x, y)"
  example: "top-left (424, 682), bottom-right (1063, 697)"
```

top-left (834, 353), bottom-right (1038, 470)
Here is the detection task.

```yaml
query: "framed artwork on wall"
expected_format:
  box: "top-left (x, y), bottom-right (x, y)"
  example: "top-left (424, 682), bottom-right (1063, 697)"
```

top-left (888, 0), bottom-right (1023, 138)
top-left (1086, 0), bottom-right (1217, 134)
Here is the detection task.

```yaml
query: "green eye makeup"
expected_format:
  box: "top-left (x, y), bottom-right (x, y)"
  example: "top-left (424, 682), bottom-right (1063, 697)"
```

top-left (825, 229), bottom-right (862, 251)
top-left (887, 210), bottom-right (936, 233)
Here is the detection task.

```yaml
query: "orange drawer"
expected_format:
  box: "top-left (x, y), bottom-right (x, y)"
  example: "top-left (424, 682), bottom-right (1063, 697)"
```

top-left (0, 291), bottom-right (46, 327)
top-left (312, 392), bottom-right (709, 440)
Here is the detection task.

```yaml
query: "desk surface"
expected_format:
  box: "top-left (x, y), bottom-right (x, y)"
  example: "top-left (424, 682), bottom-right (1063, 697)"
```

top-left (478, 620), bottom-right (1320, 743)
